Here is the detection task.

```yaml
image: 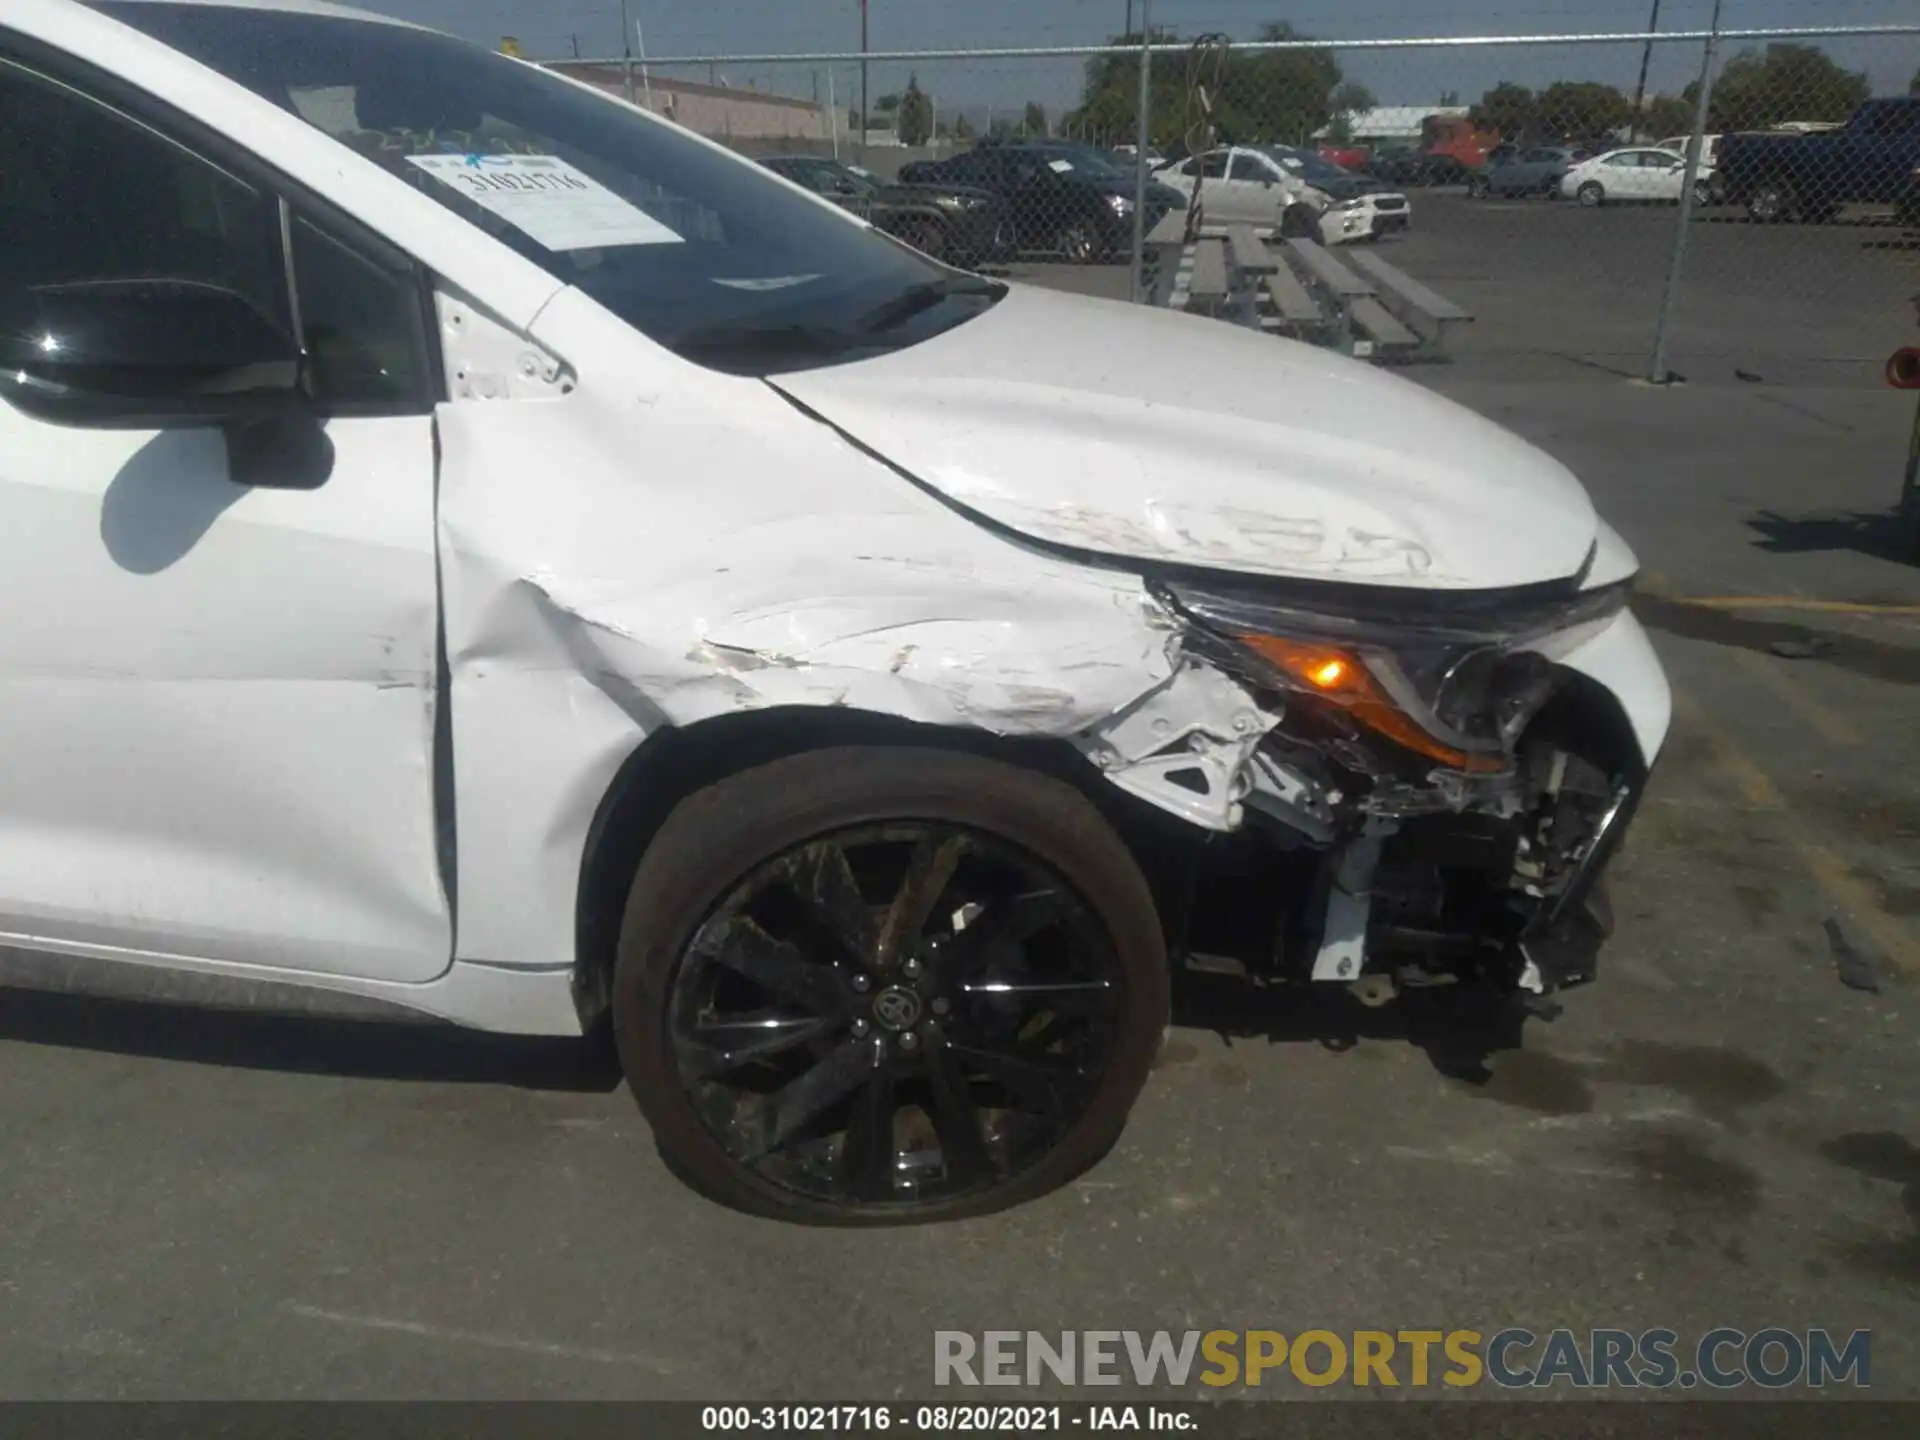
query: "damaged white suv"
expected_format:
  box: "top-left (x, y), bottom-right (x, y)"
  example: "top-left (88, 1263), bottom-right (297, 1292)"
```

top-left (2, 0), bottom-right (1669, 1223)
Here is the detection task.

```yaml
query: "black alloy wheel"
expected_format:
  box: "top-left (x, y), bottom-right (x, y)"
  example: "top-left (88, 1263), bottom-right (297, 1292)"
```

top-left (904, 217), bottom-right (948, 262)
top-left (613, 748), bottom-right (1168, 1224)
top-left (1055, 218), bottom-right (1100, 264)
top-left (1746, 182), bottom-right (1791, 223)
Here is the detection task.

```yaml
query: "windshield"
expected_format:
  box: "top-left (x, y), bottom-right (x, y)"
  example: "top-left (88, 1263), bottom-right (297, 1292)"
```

top-left (99, 4), bottom-right (1000, 375)
top-left (1264, 148), bottom-right (1350, 182)
top-left (1033, 145), bottom-right (1129, 179)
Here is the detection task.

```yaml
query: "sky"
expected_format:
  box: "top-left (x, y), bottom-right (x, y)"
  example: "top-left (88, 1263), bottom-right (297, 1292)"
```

top-left (343, 0), bottom-right (1919, 120)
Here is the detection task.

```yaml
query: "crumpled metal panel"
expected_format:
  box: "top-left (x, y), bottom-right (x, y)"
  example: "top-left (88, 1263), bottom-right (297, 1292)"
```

top-left (434, 289), bottom-right (1224, 974)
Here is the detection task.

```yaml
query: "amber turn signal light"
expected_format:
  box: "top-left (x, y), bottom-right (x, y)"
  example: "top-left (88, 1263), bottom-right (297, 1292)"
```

top-left (1232, 631), bottom-right (1507, 774)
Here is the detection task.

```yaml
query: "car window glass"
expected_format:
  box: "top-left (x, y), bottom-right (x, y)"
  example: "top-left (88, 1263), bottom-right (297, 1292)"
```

top-left (1199, 152), bottom-right (1229, 179)
top-left (1226, 153), bottom-right (1265, 181)
top-left (288, 214), bottom-right (425, 406)
top-left (0, 57), bottom-right (287, 343)
top-left (101, 3), bottom-right (968, 376)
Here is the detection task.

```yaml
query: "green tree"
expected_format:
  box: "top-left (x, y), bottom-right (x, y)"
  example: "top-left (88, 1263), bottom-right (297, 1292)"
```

top-left (1641, 94), bottom-right (1696, 140)
top-left (1695, 44), bottom-right (1869, 132)
top-left (1910, 66), bottom-right (1920, 96)
top-left (1471, 82), bottom-right (1535, 143)
top-left (953, 113), bottom-right (977, 140)
top-left (1438, 89), bottom-right (1461, 106)
top-left (1066, 23), bottom-right (1343, 150)
top-left (1226, 24), bottom-right (1343, 146)
top-left (1330, 81), bottom-right (1376, 117)
top-left (897, 74), bottom-right (934, 146)
top-left (1022, 100), bottom-right (1047, 135)
top-left (874, 93), bottom-right (900, 115)
top-left (1534, 80), bottom-right (1631, 142)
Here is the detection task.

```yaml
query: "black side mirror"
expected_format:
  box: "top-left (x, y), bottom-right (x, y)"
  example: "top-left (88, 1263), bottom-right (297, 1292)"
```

top-left (0, 278), bottom-right (331, 489)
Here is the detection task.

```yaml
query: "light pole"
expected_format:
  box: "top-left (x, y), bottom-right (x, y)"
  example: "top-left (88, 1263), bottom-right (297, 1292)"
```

top-left (860, 0), bottom-right (870, 160)
top-left (1125, 0), bottom-right (1133, 39)
top-left (1631, 0), bottom-right (1662, 138)
top-left (1128, 0), bottom-right (1151, 302)
top-left (618, 0), bottom-right (636, 104)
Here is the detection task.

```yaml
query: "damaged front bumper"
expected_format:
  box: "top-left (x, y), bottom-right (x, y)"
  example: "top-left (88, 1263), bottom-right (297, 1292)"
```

top-left (1078, 576), bottom-right (1668, 999)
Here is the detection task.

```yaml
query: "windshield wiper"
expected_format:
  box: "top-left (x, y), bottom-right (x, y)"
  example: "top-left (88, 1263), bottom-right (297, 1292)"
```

top-left (855, 276), bottom-right (1003, 335)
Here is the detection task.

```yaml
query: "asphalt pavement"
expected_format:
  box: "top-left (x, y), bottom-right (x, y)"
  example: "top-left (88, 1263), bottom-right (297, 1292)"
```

top-left (1, 195), bottom-right (1918, 1404)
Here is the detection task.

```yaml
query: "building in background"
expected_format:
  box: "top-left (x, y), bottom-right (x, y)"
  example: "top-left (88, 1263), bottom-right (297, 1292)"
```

top-left (1317, 105), bottom-right (1471, 151)
top-left (544, 62), bottom-right (828, 143)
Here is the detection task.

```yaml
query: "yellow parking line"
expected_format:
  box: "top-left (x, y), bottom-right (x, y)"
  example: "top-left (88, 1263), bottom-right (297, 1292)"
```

top-left (1674, 690), bottom-right (1917, 972)
top-left (1727, 647), bottom-right (1863, 748)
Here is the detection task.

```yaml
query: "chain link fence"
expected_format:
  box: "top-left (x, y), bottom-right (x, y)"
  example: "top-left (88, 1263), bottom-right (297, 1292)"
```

top-left (548, 14), bottom-right (1920, 383)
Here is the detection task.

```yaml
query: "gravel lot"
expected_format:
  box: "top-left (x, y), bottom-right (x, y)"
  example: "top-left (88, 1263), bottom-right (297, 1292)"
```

top-left (2, 192), bottom-right (1918, 1405)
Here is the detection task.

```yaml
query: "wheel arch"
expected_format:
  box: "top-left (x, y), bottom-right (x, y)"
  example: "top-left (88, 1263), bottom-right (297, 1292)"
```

top-left (570, 706), bottom-right (1195, 1025)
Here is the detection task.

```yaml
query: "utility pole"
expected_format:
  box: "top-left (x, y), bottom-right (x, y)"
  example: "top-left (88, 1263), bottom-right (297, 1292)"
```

top-left (633, 4), bottom-right (652, 111)
top-left (1128, 0), bottom-right (1151, 302)
top-left (1631, 0), bottom-right (1662, 138)
top-left (860, 0), bottom-right (870, 161)
top-left (1649, 0), bottom-right (1721, 383)
top-left (618, 0), bottom-right (635, 103)
top-left (1125, 0), bottom-right (1133, 39)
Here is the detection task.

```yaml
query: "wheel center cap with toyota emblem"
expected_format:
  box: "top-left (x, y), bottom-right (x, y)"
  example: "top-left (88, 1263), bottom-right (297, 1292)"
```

top-left (871, 986), bottom-right (923, 1032)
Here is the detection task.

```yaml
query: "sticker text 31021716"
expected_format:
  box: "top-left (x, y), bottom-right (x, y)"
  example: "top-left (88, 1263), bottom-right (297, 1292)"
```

top-left (404, 153), bottom-right (682, 252)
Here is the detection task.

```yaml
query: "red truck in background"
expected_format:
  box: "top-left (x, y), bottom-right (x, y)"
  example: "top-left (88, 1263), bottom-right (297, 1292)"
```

top-left (1318, 113), bottom-right (1502, 174)
top-left (1421, 113), bottom-right (1501, 167)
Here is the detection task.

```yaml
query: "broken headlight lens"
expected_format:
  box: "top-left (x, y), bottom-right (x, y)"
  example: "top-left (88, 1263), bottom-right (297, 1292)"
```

top-left (1160, 579), bottom-right (1631, 773)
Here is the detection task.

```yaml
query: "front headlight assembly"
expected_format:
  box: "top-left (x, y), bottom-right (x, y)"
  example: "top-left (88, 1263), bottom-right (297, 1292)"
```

top-left (1159, 579), bottom-right (1630, 775)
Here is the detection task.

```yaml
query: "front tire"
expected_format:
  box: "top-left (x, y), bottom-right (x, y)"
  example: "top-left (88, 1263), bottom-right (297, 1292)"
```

top-left (1279, 202), bottom-right (1320, 240)
top-left (901, 217), bottom-right (949, 262)
top-left (1466, 174), bottom-right (1490, 200)
top-left (1576, 181), bottom-right (1604, 207)
top-left (613, 747), bottom-right (1170, 1225)
top-left (1055, 218), bottom-right (1099, 264)
top-left (1746, 181), bottom-right (1792, 223)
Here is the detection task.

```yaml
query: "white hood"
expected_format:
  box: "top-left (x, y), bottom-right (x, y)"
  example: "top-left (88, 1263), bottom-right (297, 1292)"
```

top-left (772, 284), bottom-right (1598, 591)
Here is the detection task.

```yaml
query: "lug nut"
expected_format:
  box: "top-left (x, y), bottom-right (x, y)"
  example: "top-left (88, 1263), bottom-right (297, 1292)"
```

top-left (852, 1017), bottom-right (870, 1037)
top-left (899, 1030), bottom-right (919, 1051)
top-left (851, 974), bottom-right (871, 993)
top-left (931, 997), bottom-right (950, 1015)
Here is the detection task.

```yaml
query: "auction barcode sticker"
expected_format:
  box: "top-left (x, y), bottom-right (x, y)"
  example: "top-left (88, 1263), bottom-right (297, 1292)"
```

top-left (405, 153), bottom-right (683, 251)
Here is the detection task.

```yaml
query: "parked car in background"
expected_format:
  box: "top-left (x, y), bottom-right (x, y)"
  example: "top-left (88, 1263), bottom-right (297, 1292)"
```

top-left (1467, 145), bottom-right (1592, 198)
top-left (899, 141), bottom-right (1184, 263)
top-left (1559, 148), bottom-right (1716, 207)
top-left (1367, 151), bottom-right (1477, 187)
top-left (758, 154), bottom-right (1009, 268)
top-left (1109, 143), bottom-right (1165, 166)
top-left (1154, 145), bottom-right (1410, 244)
top-left (1655, 132), bottom-right (1722, 168)
top-left (1716, 97), bottom-right (1920, 224)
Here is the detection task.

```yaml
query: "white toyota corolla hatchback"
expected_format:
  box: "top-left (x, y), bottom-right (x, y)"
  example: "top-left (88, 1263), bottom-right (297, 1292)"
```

top-left (1, 0), bottom-right (1669, 1223)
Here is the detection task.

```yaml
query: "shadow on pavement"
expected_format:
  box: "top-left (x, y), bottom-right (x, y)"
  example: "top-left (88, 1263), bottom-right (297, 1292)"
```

top-left (0, 985), bottom-right (624, 1093)
top-left (1170, 971), bottom-right (1533, 1088)
top-left (1748, 507), bottom-right (1917, 567)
